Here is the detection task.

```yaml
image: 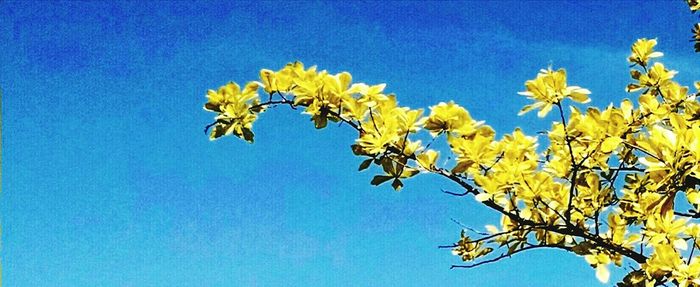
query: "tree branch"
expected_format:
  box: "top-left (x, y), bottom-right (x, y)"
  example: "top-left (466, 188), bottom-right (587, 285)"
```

top-left (450, 243), bottom-right (573, 269)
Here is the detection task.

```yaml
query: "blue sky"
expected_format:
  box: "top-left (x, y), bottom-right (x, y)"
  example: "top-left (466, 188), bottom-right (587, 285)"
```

top-left (2, 1), bottom-right (700, 286)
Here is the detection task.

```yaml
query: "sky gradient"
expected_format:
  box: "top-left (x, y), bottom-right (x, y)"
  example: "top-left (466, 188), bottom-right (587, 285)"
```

top-left (2, 1), bottom-right (700, 286)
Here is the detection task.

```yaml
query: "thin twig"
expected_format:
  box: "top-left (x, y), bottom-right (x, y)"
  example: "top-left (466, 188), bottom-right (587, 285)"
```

top-left (450, 243), bottom-right (572, 269)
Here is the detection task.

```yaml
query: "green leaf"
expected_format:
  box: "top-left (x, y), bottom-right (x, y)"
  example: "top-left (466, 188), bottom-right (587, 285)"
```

top-left (571, 241), bottom-right (594, 256)
top-left (358, 159), bottom-right (373, 171)
top-left (313, 115), bottom-right (327, 129)
top-left (391, 179), bottom-right (403, 191)
top-left (351, 144), bottom-right (365, 156)
top-left (381, 158), bottom-right (395, 175)
top-left (618, 270), bottom-right (646, 287)
top-left (371, 175), bottom-right (393, 186)
top-left (209, 125), bottom-right (225, 140)
top-left (660, 192), bottom-right (677, 217)
top-left (451, 161), bottom-right (471, 174)
top-left (626, 83), bottom-right (642, 93)
top-left (250, 104), bottom-right (265, 113)
top-left (242, 128), bottom-right (255, 143)
top-left (204, 103), bottom-right (221, 112)
top-left (477, 247), bottom-right (493, 258)
top-left (630, 69), bottom-right (642, 80)
top-left (507, 241), bottom-right (520, 255)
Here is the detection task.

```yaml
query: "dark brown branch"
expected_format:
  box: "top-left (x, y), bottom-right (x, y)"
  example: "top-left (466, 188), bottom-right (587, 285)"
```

top-left (368, 107), bottom-right (381, 134)
top-left (249, 99), bottom-right (296, 111)
top-left (622, 142), bottom-right (665, 163)
top-left (556, 101), bottom-right (580, 222)
top-left (433, 167), bottom-right (649, 262)
top-left (482, 152), bottom-right (504, 173)
top-left (555, 101), bottom-right (576, 166)
top-left (442, 188), bottom-right (469, 196)
top-left (565, 153), bottom-right (592, 222)
top-left (592, 166), bottom-right (645, 173)
top-left (450, 243), bottom-right (573, 269)
top-left (688, 239), bottom-right (697, 265)
top-left (675, 211), bottom-right (700, 218)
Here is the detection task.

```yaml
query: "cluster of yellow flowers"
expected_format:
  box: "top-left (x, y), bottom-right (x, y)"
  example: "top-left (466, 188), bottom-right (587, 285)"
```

top-left (451, 230), bottom-right (493, 262)
top-left (518, 68), bottom-right (591, 117)
top-left (203, 81), bottom-right (262, 142)
top-left (204, 38), bottom-right (700, 285)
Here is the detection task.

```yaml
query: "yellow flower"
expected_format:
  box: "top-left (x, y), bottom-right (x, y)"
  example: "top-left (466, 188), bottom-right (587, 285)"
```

top-left (644, 212), bottom-right (688, 248)
top-left (204, 81), bottom-right (261, 142)
top-left (448, 126), bottom-right (497, 175)
top-left (424, 101), bottom-right (480, 136)
top-left (518, 68), bottom-right (590, 117)
top-left (416, 149), bottom-right (439, 170)
top-left (355, 83), bottom-right (389, 107)
top-left (585, 252), bottom-right (612, 283)
top-left (452, 231), bottom-right (493, 261)
top-left (672, 259), bottom-right (700, 287)
top-left (640, 63), bottom-right (677, 89)
top-left (660, 81), bottom-right (689, 104)
top-left (628, 38), bottom-right (663, 66)
top-left (645, 244), bottom-right (682, 277)
top-left (259, 61), bottom-right (304, 94)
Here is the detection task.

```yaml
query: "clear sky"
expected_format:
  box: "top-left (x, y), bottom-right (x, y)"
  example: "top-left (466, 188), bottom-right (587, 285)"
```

top-left (2, 1), bottom-right (700, 286)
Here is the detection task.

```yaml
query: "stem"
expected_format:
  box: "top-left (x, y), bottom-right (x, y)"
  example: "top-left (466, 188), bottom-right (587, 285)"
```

top-left (688, 239), bottom-right (696, 265)
top-left (555, 101), bottom-right (580, 222)
top-left (368, 107), bottom-right (381, 135)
